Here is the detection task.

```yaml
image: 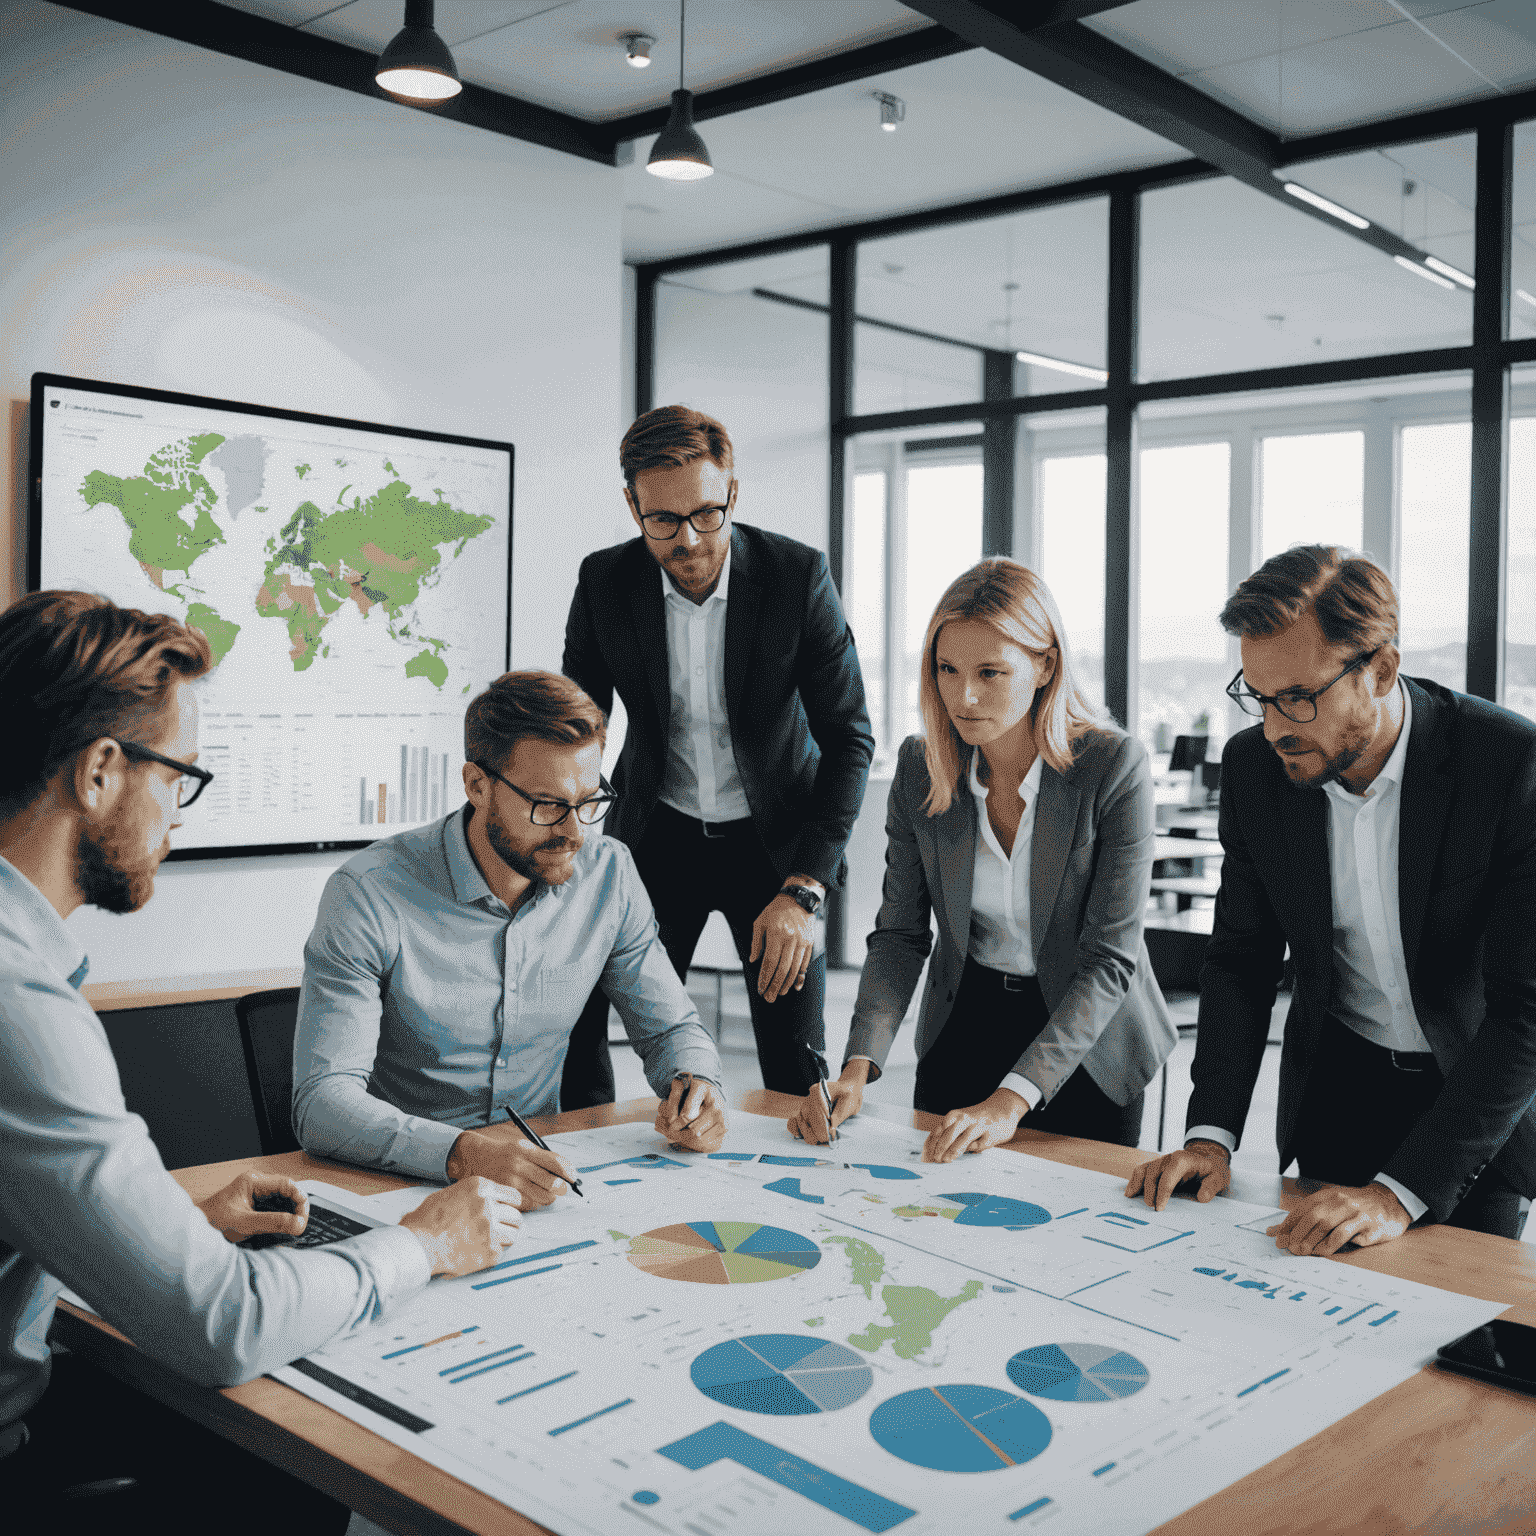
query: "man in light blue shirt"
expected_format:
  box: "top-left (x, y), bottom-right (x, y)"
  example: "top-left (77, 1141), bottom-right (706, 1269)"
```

top-left (293, 669), bottom-right (728, 1206)
top-left (0, 591), bottom-right (518, 1523)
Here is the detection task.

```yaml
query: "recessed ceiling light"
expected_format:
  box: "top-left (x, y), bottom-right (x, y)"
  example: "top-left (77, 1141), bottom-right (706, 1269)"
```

top-left (1424, 255), bottom-right (1475, 290)
top-left (620, 32), bottom-right (655, 69)
top-left (1015, 350), bottom-right (1109, 383)
top-left (1394, 255), bottom-right (1457, 291)
top-left (1282, 182), bottom-right (1370, 230)
top-left (873, 92), bottom-right (905, 133)
top-left (375, 0), bottom-right (462, 103)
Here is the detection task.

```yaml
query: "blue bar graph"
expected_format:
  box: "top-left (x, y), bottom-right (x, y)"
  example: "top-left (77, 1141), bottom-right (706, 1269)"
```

top-left (480, 1241), bottom-right (598, 1275)
top-left (1368, 1309), bottom-right (1399, 1327)
top-left (451, 1350), bottom-right (534, 1383)
top-left (1325, 1307), bottom-right (1342, 1315)
top-left (549, 1399), bottom-right (634, 1436)
top-left (441, 1344), bottom-right (524, 1376)
top-left (660, 1421), bottom-right (916, 1533)
top-left (1092, 1462), bottom-right (1116, 1477)
top-left (473, 1263), bottom-right (564, 1290)
top-left (1009, 1498), bottom-right (1052, 1521)
top-left (499, 1370), bottom-right (577, 1405)
top-left (382, 1325), bottom-right (478, 1360)
top-left (1337, 1304), bottom-right (1377, 1326)
top-left (1236, 1368), bottom-right (1290, 1398)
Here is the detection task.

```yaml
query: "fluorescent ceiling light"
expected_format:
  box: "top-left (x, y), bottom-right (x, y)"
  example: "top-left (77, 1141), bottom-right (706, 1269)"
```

top-left (1282, 182), bottom-right (1370, 230)
top-left (1394, 255), bottom-right (1457, 291)
top-left (1424, 256), bottom-right (1475, 290)
top-left (1015, 350), bottom-right (1109, 383)
top-left (1518, 289), bottom-right (1536, 309)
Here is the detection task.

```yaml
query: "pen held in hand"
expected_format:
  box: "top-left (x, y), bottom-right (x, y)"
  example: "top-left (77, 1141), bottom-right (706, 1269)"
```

top-left (502, 1105), bottom-right (584, 1198)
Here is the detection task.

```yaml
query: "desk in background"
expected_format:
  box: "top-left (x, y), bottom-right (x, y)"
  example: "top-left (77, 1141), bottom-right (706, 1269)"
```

top-left (50, 1091), bottom-right (1536, 1536)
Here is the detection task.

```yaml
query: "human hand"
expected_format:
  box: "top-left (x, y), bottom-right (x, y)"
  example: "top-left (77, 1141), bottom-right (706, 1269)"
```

top-left (198, 1171), bottom-right (310, 1243)
top-left (655, 1075), bottom-right (727, 1152)
top-left (1265, 1182), bottom-right (1410, 1257)
top-left (923, 1087), bottom-right (1028, 1162)
top-left (749, 893), bottom-right (816, 1002)
top-left (788, 1064), bottom-right (866, 1145)
top-left (446, 1126), bottom-right (578, 1210)
top-left (1124, 1141), bottom-right (1233, 1210)
top-left (400, 1176), bottom-right (523, 1278)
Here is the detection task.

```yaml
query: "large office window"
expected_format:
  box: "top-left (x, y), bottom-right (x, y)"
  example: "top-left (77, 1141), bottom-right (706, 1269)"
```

top-left (856, 199), bottom-right (1109, 416)
top-left (1505, 366), bottom-right (1536, 720)
top-left (655, 250), bottom-right (830, 553)
top-left (1139, 137), bottom-right (1475, 382)
top-left (1260, 432), bottom-right (1365, 560)
top-left (1512, 121), bottom-right (1536, 342)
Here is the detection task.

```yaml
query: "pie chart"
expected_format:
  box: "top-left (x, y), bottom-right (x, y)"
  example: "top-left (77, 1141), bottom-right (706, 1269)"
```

top-left (690, 1335), bottom-right (874, 1415)
top-left (625, 1221), bottom-right (822, 1285)
top-left (1006, 1342), bottom-right (1149, 1402)
top-left (868, 1384), bottom-right (1052, 1472)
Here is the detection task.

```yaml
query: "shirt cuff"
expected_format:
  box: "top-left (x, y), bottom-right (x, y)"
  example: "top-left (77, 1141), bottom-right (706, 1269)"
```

top-left (1372, 1172), bottom-right (1428, 1224)
top-left (405, 1117), bottom-right (472, 1183)
top-left (844, 1054), bottom-right (883, 1083)
top-left (1186, 1124), bottom-right (1237, 1156)
top-left (343, 1223), bottom-right (433, 1308)
top-left (999, 1073), bottom-right (1043, 1111)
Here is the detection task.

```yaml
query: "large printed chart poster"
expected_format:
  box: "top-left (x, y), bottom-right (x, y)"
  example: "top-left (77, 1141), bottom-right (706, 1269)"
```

top-left (32, 376), bottom-right (512, 855)
top-left (274, 1113), bottom-right (1502, 1536)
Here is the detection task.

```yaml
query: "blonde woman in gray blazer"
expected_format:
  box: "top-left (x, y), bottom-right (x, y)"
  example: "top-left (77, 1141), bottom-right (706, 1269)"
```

top-left (791, 558), bottom-right (1174, 1160)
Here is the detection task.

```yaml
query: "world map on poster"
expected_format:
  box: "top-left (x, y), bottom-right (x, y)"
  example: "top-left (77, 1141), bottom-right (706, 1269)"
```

top-left (77, 430), bottom-right (496, 687)
top-left (37, 381), bottom-right (512, 853)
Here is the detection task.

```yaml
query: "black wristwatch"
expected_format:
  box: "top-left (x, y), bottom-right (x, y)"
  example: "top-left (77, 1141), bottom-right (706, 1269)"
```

top-left (778, 883), bottom-right (824, 916)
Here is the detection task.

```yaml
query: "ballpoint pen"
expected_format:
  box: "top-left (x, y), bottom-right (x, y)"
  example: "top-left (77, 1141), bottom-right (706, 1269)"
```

top-left (809, 1048), bottom-right (837, 1144)
top-left (503, 1105), bottom-right (584, 1198)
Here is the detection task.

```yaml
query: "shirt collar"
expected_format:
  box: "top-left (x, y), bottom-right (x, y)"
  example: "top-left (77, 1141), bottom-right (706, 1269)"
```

top-left (968, 750), bottom-right (1045, 803)
top-left (0, 855), bottom-right (90, 990)
top-left (1323, 680), bottom-right (1412, 802)
top-left (661, 542), bottom-right (731, 608)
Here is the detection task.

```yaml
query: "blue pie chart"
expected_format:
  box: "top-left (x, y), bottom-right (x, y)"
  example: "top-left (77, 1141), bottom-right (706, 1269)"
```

top-left (1007, 1342), bottom-right (1149, 1402)
top-left (690, 1335), bottom-right (875, 1416)
top-left (868, 1384), bottom-right (1052, 1472)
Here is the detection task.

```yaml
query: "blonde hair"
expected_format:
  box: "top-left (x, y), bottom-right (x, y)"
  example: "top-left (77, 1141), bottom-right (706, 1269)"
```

top-left (918, 559), bottom-right (1109, 816)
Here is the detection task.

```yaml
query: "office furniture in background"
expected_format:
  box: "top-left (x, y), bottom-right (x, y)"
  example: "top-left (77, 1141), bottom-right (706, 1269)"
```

top-left (235, 988), bottom-right (304, 1156)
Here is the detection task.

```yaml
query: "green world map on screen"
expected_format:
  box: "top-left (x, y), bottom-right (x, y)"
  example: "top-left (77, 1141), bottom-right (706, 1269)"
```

top-left (79, 432), bottom-right (495, 685)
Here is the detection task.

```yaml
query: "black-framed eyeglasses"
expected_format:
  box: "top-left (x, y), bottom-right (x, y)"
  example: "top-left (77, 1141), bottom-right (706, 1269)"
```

top-left (637, 494), bottom-right (733, 540)
top-left (474, 761), bottom-right (617, 826)
top-left (119, 741), bottom-right (215, 808)
top-left (1226, 647), bottom-right (1381, 724)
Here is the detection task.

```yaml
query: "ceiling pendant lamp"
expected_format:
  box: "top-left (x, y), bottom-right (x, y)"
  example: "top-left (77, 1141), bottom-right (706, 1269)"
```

top-left (647, 0), bottom-right (713, 181)
top-left (376, 0), bottom-right (462, 104)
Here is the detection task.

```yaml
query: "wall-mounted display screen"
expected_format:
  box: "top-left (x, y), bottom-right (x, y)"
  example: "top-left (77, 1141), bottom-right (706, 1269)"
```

top-left (28, 372), bottom-right (513, 859)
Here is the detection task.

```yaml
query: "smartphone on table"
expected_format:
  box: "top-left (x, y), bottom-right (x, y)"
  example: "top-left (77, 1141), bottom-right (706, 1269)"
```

top-left (1435, 1317), bottom-right (1536, 1396)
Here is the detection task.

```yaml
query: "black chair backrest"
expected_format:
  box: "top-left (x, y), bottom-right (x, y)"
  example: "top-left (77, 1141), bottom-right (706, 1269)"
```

top-left (98, 999), bottom-right (264, 1169)
top-left (1168, 734), bottom-right (1209, 773)
top-left (234, 987), bottom-right (302, 1155)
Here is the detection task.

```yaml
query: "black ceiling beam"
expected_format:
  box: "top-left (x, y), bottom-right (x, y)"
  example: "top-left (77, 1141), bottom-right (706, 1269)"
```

top-left (597, 25), bottom-right (976, 146)
top-left (1278, 82), bottom-right (1536, 165)
top-left (56, 0), bottom-right (614, 166)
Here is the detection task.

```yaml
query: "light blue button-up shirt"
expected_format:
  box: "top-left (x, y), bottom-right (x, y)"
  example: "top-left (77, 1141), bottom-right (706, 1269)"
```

top-left (0, 856), bottom-right (428, 1446)
top-left (292, 807), bottom-right (722, 1180)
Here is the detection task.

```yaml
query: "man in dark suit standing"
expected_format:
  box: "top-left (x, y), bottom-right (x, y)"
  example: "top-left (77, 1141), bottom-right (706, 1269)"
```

top-left (562, 406), bottom-right (873, 1100)
top-left (1128, 544), bottom-right (1536, 1246)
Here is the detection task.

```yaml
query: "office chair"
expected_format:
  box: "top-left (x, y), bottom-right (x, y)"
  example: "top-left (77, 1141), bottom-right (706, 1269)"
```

top-left (234, 987), bottom-right (303, 1156)
top-left (1167, 734), bottom-right (1208, 773)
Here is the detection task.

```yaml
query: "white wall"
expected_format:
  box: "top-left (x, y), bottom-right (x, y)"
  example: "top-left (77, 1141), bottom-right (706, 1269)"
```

top-left (2, 3), bottom-right (629, 982)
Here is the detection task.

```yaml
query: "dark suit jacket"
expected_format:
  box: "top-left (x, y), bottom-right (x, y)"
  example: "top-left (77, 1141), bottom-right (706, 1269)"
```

top-left (561, 523), bottom-right (873, 888)
top-left (1188, 676), bottom-right (1536, 1221)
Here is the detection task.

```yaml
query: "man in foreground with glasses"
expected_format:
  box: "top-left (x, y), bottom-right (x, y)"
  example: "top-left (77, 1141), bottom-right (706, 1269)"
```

top-left (1126, 544), bottom-right (1536, 1244)
top-left (562, 405), bottom-right (872, 1102)
top-left (293, 669), bottom-right (727, 1210)
top-left (1, 592), bottom-right (518, 1527)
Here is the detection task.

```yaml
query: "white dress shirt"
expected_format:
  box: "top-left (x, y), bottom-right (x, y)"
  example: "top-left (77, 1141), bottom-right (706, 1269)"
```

top-left (656, 548), bottom-right (752, 823)
top-left (970, 751), bottom-right (1046, 1111)
top-left (1189, 684), bottom-right (1428, 1221)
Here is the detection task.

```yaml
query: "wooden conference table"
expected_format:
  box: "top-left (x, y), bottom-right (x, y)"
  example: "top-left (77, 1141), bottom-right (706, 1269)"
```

top-left (53, 1090), bottom-right (1536, 1536)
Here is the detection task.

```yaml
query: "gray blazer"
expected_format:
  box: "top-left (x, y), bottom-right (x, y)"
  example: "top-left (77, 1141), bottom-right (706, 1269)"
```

top-left (845, 729), bottom-right (1175, 1107)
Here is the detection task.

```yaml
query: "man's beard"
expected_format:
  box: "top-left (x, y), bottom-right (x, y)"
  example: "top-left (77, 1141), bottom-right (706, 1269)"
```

top-left (484, 803), bottom-right (578, 885)
top-left (1273, 718), bottom-right (1371, 789)
top-left (75, 819), bottom-right (159, 914)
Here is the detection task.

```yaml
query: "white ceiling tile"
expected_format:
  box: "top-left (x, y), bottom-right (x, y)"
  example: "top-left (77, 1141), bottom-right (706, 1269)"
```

top-left (1084, 0), bottom-right (1404, 78)
top-left (215, 0), bottom-right (352, 23)
top-left (449, 0), bottom-right (931, 121)
top-left (1190, 18), bottom-right (1498, 135)
top-left (298, 1), bottom-right (571, 55)
top-left (1413, 0), bottom-right (1536, 89)
top-left (620, 49), bottom-right (1185, 262)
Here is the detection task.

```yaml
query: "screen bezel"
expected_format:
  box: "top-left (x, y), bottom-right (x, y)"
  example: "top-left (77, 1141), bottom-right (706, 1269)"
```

top-left (27, 370), bottom-right (515, 862)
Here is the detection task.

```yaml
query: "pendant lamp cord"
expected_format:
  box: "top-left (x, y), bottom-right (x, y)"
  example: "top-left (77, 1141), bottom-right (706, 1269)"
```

top-left (679, 0), bottom-right (686, 93)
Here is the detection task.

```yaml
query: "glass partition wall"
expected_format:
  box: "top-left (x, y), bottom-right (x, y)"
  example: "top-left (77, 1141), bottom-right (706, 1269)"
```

top-left (638, 102), bottom-right (1536, 963)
